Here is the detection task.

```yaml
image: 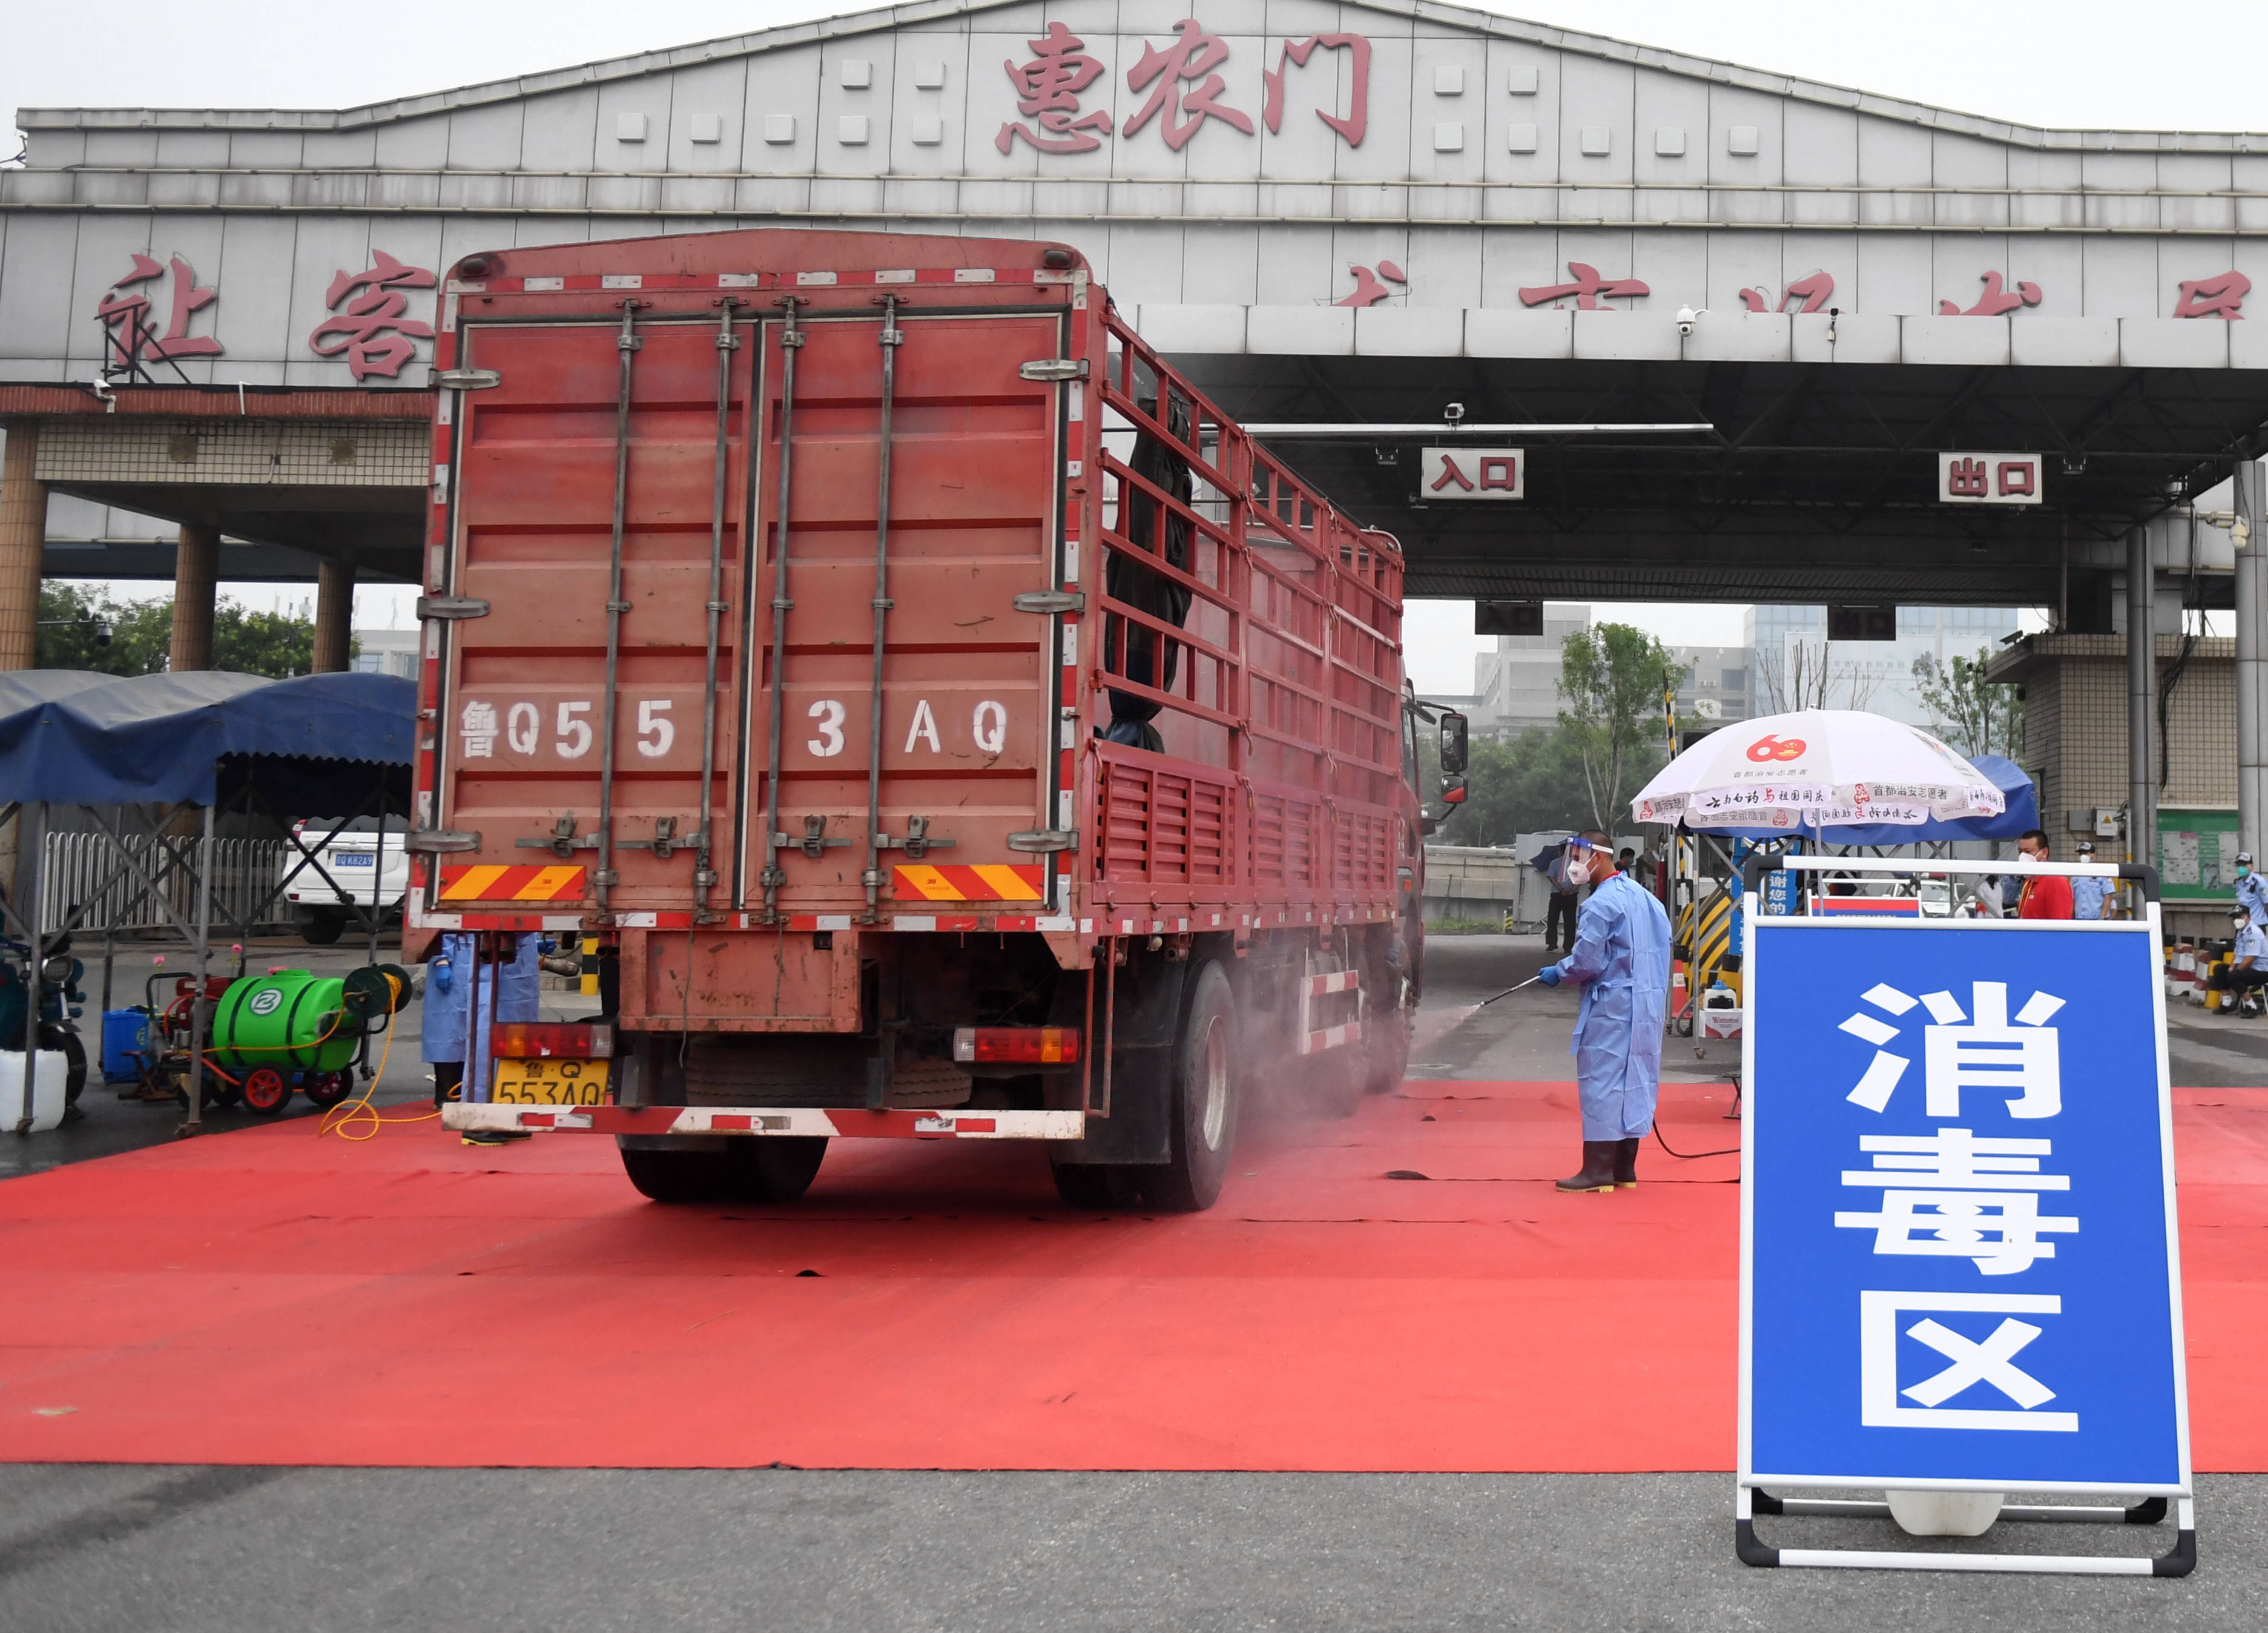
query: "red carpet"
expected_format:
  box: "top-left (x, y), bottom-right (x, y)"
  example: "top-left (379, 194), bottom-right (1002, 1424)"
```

top-left (1, 1080), bottom-right (2261, 1472)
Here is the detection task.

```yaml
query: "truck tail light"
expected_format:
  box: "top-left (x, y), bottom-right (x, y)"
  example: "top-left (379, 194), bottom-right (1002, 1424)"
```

top-left (490, 1021), bottom-right (615, 1059)
top-left (952, 1027), bottom-right (1081, 1065)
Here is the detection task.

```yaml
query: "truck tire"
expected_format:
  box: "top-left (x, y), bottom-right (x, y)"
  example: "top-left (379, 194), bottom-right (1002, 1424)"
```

top-left (1365, 1005), bottom-right (1411, 1096)
top-left (619, 1138), bottom-right (828, 1204)
top-left (736, 1136), bottom-right (828, 1203)
top-left (1142, 960), bottom-right (1238, 1212)
top-left (302, 911), bottom-right (345, 947)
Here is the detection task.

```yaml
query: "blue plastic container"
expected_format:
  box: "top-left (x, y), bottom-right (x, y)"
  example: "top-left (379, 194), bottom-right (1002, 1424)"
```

top-left (102, 1009), bottom-right (150, 1084)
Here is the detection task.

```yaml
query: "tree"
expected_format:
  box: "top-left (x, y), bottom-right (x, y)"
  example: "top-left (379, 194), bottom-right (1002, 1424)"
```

top-left (1421, 722), bottom-right (1598, 846)
top-left (1558, 622), bottom-right (1686, 833)
top-left (31, 584), bottom-right (339, 679)
top-left (1755, 635), bottom-right (1882, 713)
top-left (1911, 646), bottom-right (2023, 762)
top-left (34, 584), bottom-right (169, 674)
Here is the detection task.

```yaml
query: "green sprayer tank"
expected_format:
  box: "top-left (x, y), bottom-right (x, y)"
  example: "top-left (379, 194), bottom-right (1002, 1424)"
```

top-left (209, 965), bottom-right (407, 1073)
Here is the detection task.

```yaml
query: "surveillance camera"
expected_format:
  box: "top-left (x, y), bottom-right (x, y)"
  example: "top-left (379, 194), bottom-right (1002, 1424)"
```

top-left (1675, 305), bottom-right (1698, 338)
top-left (1442, 402), bottom-right (1466, 424)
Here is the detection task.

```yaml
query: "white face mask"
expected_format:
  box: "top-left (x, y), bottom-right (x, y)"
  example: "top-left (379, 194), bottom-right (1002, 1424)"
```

top-left (2017, 850), bottom-right (2042, 866)
top-left (1564, 853), bottom-right (1592, 886)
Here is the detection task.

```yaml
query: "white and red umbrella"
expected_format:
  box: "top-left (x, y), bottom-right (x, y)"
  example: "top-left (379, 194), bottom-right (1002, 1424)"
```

top-left (1631, 710), bottom-right (2005, 831)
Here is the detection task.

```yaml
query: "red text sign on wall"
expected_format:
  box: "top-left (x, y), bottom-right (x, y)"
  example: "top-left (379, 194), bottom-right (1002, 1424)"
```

top-left (1125, 19), bottom-right (1253, 150)
top-left (2174, 271), bottom-right (2250, 320)
top-left (1939, 272), bottom-right (2042, 317)
top-left (1422, 447), bottom-right (1523, 500)
top-left (96, 254), bottom-right (223, 367)
top-left (997, 22), bottom-right (1113, 154)
top-left (308, 251), bottom-right (437, 380)
top-left (1262, 33), bottom-right (1370, 147)
top-left (1518, 262), bottom-right (1650, 310)
top-left (1335, 260), bottom-right (1406, 308)
top-left (1939, 452), bottom-right (2042, 506)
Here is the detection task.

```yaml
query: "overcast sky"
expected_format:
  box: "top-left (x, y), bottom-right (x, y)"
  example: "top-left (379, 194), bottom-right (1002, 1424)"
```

top-left (10, 2), bottom-right (2253, 687)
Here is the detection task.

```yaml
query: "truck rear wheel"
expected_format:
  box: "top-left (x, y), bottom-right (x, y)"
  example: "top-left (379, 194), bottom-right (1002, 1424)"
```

top-left (1143, 961), bottom-right (1238, 1212)
top-left (619, 1138), bottom-right (829, 1205)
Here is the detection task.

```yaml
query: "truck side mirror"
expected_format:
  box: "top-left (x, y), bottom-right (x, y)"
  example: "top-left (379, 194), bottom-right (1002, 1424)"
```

top-left (1439, 711), bottom-right (1468, 776)
top-left (1441, 774), bottom-right (1466, 805)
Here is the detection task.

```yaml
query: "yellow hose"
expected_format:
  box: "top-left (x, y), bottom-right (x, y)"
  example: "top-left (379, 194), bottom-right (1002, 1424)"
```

top-left (316, 972), bottom-right (434, 1141)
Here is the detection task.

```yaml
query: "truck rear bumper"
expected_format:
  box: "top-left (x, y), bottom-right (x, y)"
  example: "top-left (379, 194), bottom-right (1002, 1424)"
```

top-left (441, 1103), bottom-right (1084, 1140)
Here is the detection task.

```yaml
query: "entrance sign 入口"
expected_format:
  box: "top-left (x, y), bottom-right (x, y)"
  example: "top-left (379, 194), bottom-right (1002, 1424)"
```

top-left (1421, 447), bottom-right (1521, 500)
top-left (1738, 856), bottom-right (2194, 1574)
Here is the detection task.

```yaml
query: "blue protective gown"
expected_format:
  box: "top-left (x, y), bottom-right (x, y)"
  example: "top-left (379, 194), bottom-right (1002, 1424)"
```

top-left (419, 932), bottom-right (541, 1100)
top-left (1550, 870), bottom-right (1673, 1141)
top-left (2237, 870), bottom-right (2268, 929)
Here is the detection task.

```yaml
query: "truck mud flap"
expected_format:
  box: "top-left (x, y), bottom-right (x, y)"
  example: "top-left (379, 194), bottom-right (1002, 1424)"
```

top-left (1060, 956), bottom-right (1187, 1166)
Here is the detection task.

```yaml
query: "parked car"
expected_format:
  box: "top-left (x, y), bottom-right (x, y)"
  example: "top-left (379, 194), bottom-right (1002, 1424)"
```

top-left (282, 817), bottom-right (407, 945)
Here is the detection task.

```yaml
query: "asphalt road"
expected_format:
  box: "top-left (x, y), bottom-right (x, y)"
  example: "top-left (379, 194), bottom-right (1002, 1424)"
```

top-left (3, 928), bottom-right (2260, 1629)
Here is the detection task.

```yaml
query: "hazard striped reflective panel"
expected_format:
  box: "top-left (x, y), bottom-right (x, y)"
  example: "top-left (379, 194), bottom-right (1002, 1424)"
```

top-left (440, 864), bottom-right (586, 902)
top-left (891, 863), bottom-right (1047, 902)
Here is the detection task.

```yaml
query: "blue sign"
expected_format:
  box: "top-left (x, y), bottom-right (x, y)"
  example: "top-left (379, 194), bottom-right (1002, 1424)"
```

top-left (1743, 917), bottom-right (2189, 1493)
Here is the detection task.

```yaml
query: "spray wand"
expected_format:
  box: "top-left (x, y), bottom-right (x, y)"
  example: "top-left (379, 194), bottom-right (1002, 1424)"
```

top-left (1474, 972), bottom-right (1547, 1008)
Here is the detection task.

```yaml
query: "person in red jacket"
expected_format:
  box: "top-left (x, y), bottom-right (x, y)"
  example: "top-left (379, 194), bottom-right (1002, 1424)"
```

top-left (2015, 829), bottom-right (2074, 919)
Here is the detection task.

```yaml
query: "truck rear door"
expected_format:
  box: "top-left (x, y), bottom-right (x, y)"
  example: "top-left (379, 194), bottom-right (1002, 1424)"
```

top-left (432, 291), bottom-right (1070, 924)
top-left (744, 302), bottom-right (1070, 922)
top-left (438, 304), bottom-right (754, 914)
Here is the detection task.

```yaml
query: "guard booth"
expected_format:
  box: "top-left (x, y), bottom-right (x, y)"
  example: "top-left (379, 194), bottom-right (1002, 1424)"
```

top-left (1735, 854), bottom-right (2193, 1575)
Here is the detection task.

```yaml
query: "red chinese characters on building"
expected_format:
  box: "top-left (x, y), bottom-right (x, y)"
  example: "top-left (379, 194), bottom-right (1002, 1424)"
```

top-left (1124, 19), bottom-right (1253, 151)
top-left (1939, 271), bottom-right (2042, 317)
top-left (997, 22), bottom-right (1115, 155)
top-left (1262, 33), bottom-right (1370, 147)
top-left (1518, 262), bottom-right (1651, 311)
top-left (2174, 271), bottom-right (2250, 320)
top-left (308, 250), bottom-right (437, 380)
top-left (96, 253), bottom-right (223, 368)
top-left (1739, 272), bottom-right (1835, 314)
top-left (1334, 260), bottom-right (1405, 308)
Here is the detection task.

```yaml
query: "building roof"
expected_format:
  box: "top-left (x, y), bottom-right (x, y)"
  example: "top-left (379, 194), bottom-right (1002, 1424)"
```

top-left (16, 0), bottom-right (2266, 153)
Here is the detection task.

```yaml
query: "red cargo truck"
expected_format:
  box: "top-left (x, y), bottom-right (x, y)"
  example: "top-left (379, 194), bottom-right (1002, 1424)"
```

top-left (413, 228), bottom-right (1460, 1209)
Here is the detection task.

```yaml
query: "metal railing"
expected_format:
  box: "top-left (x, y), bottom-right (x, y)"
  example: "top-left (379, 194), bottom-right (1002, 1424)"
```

top-left (41, 831), bottom-right (297, 934)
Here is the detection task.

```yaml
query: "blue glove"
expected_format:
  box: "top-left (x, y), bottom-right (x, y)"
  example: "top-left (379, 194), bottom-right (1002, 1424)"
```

top-left (1537, 964), bottom-right (1562, 987)
top-left (431, 957), bottom-right (453, 994)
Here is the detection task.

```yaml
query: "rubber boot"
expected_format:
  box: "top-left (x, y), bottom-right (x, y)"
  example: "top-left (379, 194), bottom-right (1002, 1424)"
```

top-left (1614, 1137), bottom-right (1640, 1189)
top-left (1557, 1141), bottom-right (1620, 1193)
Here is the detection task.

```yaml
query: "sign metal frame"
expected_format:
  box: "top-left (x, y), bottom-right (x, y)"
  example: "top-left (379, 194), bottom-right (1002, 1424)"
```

top-left (1735, 856), bottom-right (2196, 1576)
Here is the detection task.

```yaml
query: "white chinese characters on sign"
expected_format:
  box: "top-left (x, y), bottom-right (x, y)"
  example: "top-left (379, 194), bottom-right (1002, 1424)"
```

top-left (1939, 453), bottom-right (2043, 507)
top-left (1835, 977), bottom-right (2080, 1430)
top-left (1421, 447), bottom-right (1522, 501)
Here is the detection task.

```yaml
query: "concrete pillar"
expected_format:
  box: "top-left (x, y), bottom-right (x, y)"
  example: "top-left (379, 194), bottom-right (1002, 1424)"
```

top-left (312, 556), bottom-right (354, 673)
top-left (2235, 463), bottom-right (2267, 865)
top-left (170, 523), bottom-right (219, 671)
top-left (0, 418), bottom-right (47, 672)
top-left (2128, 526), bottom-right (2158, 881)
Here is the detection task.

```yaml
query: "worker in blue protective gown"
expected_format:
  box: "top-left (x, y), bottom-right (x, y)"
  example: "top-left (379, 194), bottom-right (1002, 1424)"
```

top-left (1537, 831), bottom-right (1673, 1192)
top-left (421, 931), bottom-right (541, 1145)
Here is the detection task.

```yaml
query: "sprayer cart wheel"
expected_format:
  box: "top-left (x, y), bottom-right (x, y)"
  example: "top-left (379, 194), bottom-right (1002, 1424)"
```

top-left (241, 1067), bottom-right (292, 1115)
top-left (302, 1071), bottom-right (355, 1109)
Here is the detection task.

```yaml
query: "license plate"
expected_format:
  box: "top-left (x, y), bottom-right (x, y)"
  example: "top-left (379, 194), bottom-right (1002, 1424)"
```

top-left (490, 1058), bottom-right (609, 1105)
top-left (334, 853), bottom-right (375, 867)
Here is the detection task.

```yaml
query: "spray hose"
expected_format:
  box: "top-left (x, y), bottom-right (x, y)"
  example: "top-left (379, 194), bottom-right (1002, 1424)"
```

top-left (1480, 968), bottom-right (1743, 1161)
top-left (317, 969), bottom-right (433, 1142)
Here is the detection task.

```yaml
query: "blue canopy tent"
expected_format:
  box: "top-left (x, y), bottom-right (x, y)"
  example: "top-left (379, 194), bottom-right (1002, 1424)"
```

top-left (0, 671), bottom-right (414, 810)
top-left (0, 671), bottom-right (416, 1129)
